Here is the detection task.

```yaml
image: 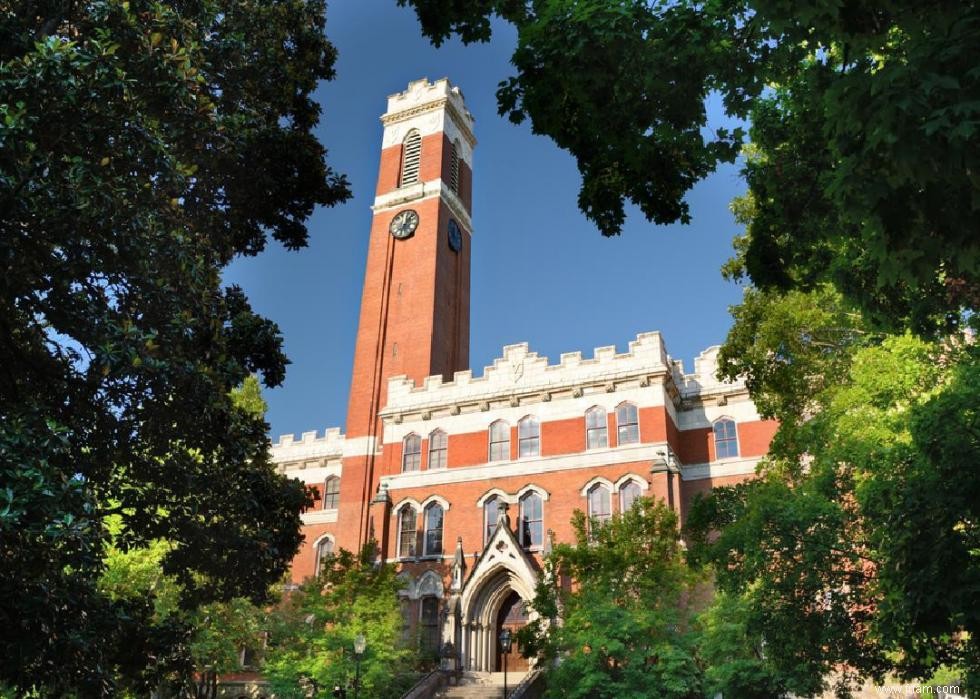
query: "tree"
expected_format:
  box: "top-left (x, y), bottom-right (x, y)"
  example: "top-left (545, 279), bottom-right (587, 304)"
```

top-left (687, 328), bottom-right (980, 694)
top-left (0, 1), bottom-right (349, 692)
top-left (399, 0), bottom-right (980, 329)
top-left (520, 499), bottom-right (704, 699)
top-left (263, 544), bottom-right (420, 699)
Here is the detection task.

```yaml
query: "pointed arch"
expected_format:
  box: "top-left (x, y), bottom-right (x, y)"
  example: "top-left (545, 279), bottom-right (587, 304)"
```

top-left (400, 129), bottom-right (422, 186)
top-left (517, 415), bottom-right (540, 458)
top-left (585, 405), bottom-right (608, 449)
top-left (713, 417), bottom-right (739, 459)
top-left (488, 420), bottom-right (510, 462)
top-left (428, 428), bottom-right (448, 469)
top-left (402, 432), bottom-right (421, 472)
top-left (448, 138), bottom-right (461, 193)
top-left (615, 401), bottom-right (640, 445)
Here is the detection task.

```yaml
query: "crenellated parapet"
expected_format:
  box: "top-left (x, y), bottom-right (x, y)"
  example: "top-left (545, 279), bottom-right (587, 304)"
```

top-left (676, 345), bottom-right (747, 403)
top-left (380, 331), bottom-right (744, 422)
top-left (272, 427), bottom-right (345, 472)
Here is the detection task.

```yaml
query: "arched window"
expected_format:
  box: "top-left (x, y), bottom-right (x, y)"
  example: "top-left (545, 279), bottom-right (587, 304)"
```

top-left (448, 140), bottom-right (461, 193)
top-left (484, 496), bottom-right (500, 543)
top-left (420, 596), bottom-right (440, 652)
top-left (400, 129), bottom-right (422, 186)
top-left (398, 507), bottom-right (417, 559)
top-left (489, 420), bottom-right (510, 462)
top-left (322, 476), bottom-right (340, 510)
top-left (713, 418), bottom-right (739, 459)
top-left (587, 483), bottom-right (611, 528)
top-left (518, 416), bottom-right (540, 458)
top-left (428, 429), bottom-right (447, 469)
top-left (586, 407), bottom-right (608, 449)
top-left (620, 480), bottom-right (643, 512)
top-left (423, 502), bottom-right (444, 556)
top-left (519, 492), bottom-right (543, 548)
top-left (616, 402), bottom-right (639, 445)
top-left (402, 433), bottom-right (421, 472)
top-left (314, 536), bottom-right (334, 576)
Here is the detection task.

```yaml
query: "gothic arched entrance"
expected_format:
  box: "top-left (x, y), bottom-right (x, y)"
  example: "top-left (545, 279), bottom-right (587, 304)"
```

top-left (455, 503), bottom-right (540, 672)
top-left (495, 590), bottom-right (530, 672)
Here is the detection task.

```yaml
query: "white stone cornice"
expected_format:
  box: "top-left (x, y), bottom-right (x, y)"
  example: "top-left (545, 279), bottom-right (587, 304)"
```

top-left (381, 442), bottom-right (669, 492)
top-left (680, 457), bottom-right (761, 481)
top-left (301, 509), bottom-right (338, 525)
top-left (371, 178), bottom-right (473, 233)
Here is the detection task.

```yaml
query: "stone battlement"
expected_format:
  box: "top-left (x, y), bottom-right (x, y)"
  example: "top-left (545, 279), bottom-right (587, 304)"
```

top-left (383, 332), bottom-right (737, 414)
top-left (271, 427), bottom-right (344, 464)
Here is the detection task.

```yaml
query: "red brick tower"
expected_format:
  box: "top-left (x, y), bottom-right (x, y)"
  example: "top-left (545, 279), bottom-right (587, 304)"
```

top-left (336, 78), bottom-right (475, 552)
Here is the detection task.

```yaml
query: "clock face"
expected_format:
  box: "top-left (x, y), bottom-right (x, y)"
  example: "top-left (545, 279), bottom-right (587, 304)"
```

top-left (389, 209), bottom-right (419, 239)
top-left (448, 218), bottom-right (462, 253)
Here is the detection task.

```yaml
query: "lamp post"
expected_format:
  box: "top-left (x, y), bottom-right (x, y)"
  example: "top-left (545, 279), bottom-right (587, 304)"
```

top-left (352, 633), bottom-right (366, 699)
top-left (498, 628), bottom-right (512, 698)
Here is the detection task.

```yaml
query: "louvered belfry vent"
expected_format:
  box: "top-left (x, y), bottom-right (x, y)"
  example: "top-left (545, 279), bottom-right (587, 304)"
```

top-left (448, 141), bottom-right (460, 193)
top-left (400, 130), bottom-right (422, 187)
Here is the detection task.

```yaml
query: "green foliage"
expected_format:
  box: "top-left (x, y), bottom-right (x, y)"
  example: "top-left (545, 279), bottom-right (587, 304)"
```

top-left (0, 2), bottom-right (348, 689)
top-left (521, 499), bottom-right (704, 699)
top-left (263, 544), bottom-right (420, 699)
top-left (688, 330), bottom-right (980, 694)
top-left (401, 0), bottom-right (980, 329)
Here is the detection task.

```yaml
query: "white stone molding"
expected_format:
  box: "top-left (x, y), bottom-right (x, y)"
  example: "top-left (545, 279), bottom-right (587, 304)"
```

top-left (301, 509), bottom-right (338, 525)
top-left (579, 476), bottom-right (615, 496)
top-left (515, 484), bottom-right (550, 502)
top-left (371, 177), bottom-right (473, 232)
top-left (680, 457), bottom-right (761, 481)
top-left (392, 498), bottom-right (422, 515)
top-left (341, 436), bottom-right (379, 458)
top-left (420, 494), bottom-right (451, 511)
top-left (383, 442), bottom-right (671, 493)
top-left (475, 488), bottom-right (513, 507)
top-left (613, 473), bottom-right (650, 493)
top-left (416, 570), bottom-right (445, 600)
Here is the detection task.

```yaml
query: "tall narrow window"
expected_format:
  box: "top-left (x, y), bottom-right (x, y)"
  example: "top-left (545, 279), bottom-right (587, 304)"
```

top-left (428, 429), bottom-right (448, 469)
top-left (620, 480), bottom-right (642, 512)
top-left (423, 503), bottom-right (444, 556)
top-left (586, 407), bottom-right (608, 449)
top-left (448, 140), bottom-right (460, 193)
top-left (518, 416), bottom-right (540, 458)
top-left (402, 433), bottom-right (421, 472)
top-left (484, 496), bottom-right (500, 543)
top-left (322, 476), bottom-right (340, 510)
top-left (519, 492), bottom-right (543, 548)
top-left (400, 129), bottom-right (422, 186)
top-left (587, 484), bottom-right (611, 528)
top-left (398, 507), bottom-right (417, 559)
top-left (420, 596), bottom-right (440, 652)
top-left (713, 418), bottom-right (739, 459)
top-left (314, 537), bottom-right (334, 576)
top-left (616, 402), bottom-right (639, 445)
top-left (489, 420), bottom-right (510, 461)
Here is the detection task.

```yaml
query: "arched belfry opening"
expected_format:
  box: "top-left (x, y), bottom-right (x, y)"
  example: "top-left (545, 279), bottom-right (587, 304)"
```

top-left (456, 502), bottom-right (539, 672)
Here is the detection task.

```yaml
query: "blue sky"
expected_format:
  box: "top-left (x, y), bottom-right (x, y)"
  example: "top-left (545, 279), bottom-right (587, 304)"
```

top-left (225, 0), bottom-right (749, 441)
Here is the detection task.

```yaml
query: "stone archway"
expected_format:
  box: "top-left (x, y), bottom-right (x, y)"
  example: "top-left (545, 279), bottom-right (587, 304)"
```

top-left (460, 566), bottom-right (535, 671)
top-left (456, 505), bottom-right (540, 672)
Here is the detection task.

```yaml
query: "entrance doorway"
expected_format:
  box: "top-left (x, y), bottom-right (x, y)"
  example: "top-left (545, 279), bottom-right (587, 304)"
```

top-left (495, 591), bottom-right (530, 672)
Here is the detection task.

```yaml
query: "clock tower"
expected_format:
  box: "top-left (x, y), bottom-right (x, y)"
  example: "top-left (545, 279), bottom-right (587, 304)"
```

top-left (336, 78), bottom-right (475, 551)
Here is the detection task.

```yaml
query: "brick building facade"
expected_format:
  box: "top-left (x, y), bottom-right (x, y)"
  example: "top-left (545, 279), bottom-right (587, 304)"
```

top-left (270, 78), bottom-right (775, 673)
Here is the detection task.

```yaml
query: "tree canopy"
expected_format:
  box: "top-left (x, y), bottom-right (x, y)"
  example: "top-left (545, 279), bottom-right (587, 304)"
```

top-left (520, 500), bottom-right (705, 699)
top-left (263, 544), bottom-right (420, 699)
top-left (401, 0), bottom-right (980, 330)
top-left (687, 318), bottom-right (980, 694)
top-left (0, 1), bottom-right (348, 693)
